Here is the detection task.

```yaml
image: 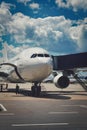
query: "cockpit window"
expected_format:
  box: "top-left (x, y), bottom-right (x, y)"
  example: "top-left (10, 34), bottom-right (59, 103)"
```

top-left (37, 54), bottom-right (44, 57)
top-left (44, 54), bottom-right (50, 57)
top-left (31, 54), bottom-right (37, 58)
top-left (31, 53), bottom-right (50, 58)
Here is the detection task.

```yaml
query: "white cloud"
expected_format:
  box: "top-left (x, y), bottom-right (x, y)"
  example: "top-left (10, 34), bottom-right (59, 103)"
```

top-left (0, 2), bottom-right (12, 23)
top-left (8, 13), bottom-right (34, 43)
top-left (0, 24), bottom-right (5, 36)
top-left (0, 1), bottom-right (15, 10)
top-left (10, 14), bottom-right (87, 53)
top-left (76, 25), bottom-right (87, 51)
top-left (8, 15), bottom-right (71, 44)
top-left (1, 42), bottom-right (29, 59)
top-left (0, 1), bottom-right (87, 54)
top-left (55, 0), bottom-right (87, 12)
top-left (69, 18), bottom-right (87, 51)
top-left (0, 2), bottom-right (12, 36)
top-left (29, 2), bottom-right (40, 10)
top-left (7, 14), bottom-right (78, 53)
top-left (17, 0), bottom-right (31, 5)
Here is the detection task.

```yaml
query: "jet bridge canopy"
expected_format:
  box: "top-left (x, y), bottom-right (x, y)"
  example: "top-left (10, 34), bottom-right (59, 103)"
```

top-left (52, 52), bottom-right (87, 70)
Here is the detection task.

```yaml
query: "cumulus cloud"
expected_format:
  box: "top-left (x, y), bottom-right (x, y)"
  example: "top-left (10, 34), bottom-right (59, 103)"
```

top-left (29, 2), bottom-right (40, 10)
top-left (17, 0), bottom-right (40, 13)
top-left (7, 14), bottom-right (79, 53)
top-left (0, 1), bottom-right (87, 55)
top-left (0, 42), bottom-right (29, 59)
top-left (17, 0), bottom-right (31, 5)
top-left (55, 0), bottom-right (87, 12)
top-left (0, 2), bottom-right (12, 37)
top-left (8, 15), bottom-right (69, 42)
top-left (0, 2), bottom-right (12, 23)
top-left (0, 24), bottom-right (5, 36)
top-left (69, 18), bottom-right (87, 51)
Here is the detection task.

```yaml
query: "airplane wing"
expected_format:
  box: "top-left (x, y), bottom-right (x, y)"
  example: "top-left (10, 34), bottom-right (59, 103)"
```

top-left (0, 62), bottom-right (25, 83)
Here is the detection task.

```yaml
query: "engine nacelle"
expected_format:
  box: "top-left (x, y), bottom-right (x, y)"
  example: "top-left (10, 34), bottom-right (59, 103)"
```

top-left (53, 73), bottom-right (70, 89)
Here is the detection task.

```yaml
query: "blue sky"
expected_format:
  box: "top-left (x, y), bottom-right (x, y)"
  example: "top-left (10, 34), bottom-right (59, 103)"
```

top-left (0, 0), bottom-right (87, 58)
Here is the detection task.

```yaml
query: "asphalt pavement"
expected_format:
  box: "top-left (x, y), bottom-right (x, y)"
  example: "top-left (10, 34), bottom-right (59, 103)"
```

top-left (0, 83), bottom-right (87, 130)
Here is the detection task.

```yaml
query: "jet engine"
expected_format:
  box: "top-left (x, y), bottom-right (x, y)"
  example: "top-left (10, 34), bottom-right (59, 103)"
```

top-left (53, 73), bottom-right (70, 89)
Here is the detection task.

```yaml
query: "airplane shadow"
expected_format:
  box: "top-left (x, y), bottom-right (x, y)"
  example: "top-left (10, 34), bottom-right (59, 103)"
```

top-left (2, 88), bottom-right (87, 100)
top-left (7, 88), bottom-right (31, 96)
top-left (2, 88), bottom-right (70, 100)
top-left (40, 90), bottom-right (87, 100)
top-left (40, 92), bottom-right (71, 100)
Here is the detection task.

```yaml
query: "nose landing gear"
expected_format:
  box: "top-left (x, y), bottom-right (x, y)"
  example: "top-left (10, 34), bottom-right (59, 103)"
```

top-left (31, 82), bottom-right (41, 97)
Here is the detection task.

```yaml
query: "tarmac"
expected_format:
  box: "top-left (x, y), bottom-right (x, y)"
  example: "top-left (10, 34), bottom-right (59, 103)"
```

top-left (0, 83), bottom-right (87, 130)
top-left (0, 82), bottom-right (87, 100)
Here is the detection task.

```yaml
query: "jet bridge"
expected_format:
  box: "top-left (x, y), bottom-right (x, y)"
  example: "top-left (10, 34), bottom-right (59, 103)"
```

top-left (52, 52), bottom-right (87, 90)
top-left (52, 52), bottom-right (87, 70)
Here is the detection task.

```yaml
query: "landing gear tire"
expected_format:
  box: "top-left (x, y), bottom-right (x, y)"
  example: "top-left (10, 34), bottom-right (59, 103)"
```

top-left (31, 85), bottom-right (41, 97)
top-left (31, 86), bottom-right (35, 96)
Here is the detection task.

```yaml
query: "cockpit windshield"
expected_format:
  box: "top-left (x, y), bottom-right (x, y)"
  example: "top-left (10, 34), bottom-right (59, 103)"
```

top-left (44, 54), bottom-right (50, 57)
top-left (31, 54), bottom-right (37, 58)
top-left (31, 53), bottom-right (50, 58)
top-left (38, 54), bottom-right (44, 57)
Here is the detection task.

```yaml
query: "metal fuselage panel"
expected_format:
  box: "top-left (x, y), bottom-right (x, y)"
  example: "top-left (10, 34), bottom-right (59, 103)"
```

top-left (8, 56), bottom-right (53, 82)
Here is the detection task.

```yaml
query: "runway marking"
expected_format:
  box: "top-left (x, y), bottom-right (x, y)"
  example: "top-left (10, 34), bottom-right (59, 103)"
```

top-left (0, 104), bottom-right (7, 111)
top-left (49, 111), bottom-right (78, 114)
top-left (80, 105), bottom-right (87, 109)
top-left (0, 113), bottom-right (14, 116)
top-left (61, 105), bottom-right (80, 107)
top-left (12, 122), bottom-right (69, 127)
top-left (61, 105), bottom-right (87, 109)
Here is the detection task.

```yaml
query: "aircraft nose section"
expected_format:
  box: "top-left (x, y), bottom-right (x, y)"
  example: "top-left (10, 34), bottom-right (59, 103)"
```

top-left (43, 58), bottom-right (53, 74)
top-left (46, 60), bottom-right (53, 69)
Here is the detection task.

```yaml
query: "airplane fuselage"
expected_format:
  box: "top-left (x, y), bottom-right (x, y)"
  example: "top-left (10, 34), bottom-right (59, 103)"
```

top-left (6, 48), bottom-right (53, 83)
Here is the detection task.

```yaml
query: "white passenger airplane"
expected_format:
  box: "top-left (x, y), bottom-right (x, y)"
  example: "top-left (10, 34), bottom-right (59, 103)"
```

top-left (0, 47), bottom-right (70, 96)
